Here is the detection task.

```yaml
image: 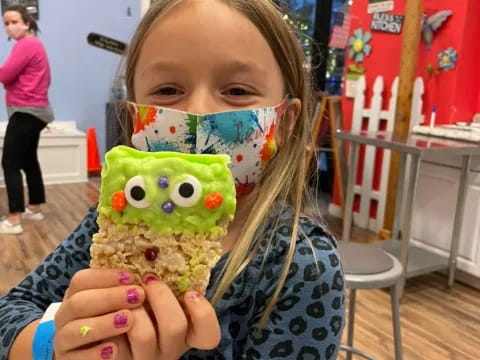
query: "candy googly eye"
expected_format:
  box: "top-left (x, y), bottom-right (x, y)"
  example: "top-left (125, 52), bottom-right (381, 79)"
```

top-left (170, 176), bottom-right (202, 207)
top-left (124, 176), bottom-right (150, 208)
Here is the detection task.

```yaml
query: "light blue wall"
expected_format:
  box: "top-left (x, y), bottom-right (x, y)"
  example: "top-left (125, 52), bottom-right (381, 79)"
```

top-left (0, 0), bottom-right (141, 156)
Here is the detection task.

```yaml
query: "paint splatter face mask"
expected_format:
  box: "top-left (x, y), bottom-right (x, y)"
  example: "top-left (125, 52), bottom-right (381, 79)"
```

top-left (130, 100), bottom-right (289, 197)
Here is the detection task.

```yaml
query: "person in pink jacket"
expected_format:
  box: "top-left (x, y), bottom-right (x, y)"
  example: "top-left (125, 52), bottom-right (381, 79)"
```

top-left (0, 5), bottom-right (54, 234)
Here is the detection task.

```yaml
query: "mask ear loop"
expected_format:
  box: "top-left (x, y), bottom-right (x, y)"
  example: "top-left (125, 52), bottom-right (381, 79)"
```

top-left (272, 94), bottom-right (296, 149)
top-left (274, 94), bottom-right (292, 119)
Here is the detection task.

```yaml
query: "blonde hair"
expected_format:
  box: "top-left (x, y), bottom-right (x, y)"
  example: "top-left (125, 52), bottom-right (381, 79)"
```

top-left (125, 0), bottom-right (314, 326)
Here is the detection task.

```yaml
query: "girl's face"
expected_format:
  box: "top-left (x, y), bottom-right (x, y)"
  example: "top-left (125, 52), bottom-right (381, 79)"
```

top-left (134, 0), bottom-right (285, 114)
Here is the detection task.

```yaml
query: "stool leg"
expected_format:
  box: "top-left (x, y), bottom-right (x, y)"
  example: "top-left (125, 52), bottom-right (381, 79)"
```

top-left (390, 285), bottom-right (403, 360)
top-left (347, 289), bottom-right (357, 360)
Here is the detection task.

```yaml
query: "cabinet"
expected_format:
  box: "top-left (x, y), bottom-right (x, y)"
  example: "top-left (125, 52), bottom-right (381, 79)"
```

top-left (0, 122), bottom-right (87, 186)
top-left (412, 158), bottom-right (480, 284)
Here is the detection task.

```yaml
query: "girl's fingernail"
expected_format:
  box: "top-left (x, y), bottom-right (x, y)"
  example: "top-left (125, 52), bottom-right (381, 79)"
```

top-left (119, 272), bottom-right (132, 285)
top-left (113, 313), bottom-right (128, 328)
top-left (101, 345), bottom-right (114, 359)
top-left (127, 288), bottom-right (140, 304)
top-left (188, 291), bottom-right (202, 303)
top-left (144, 275), bottom-right (158, 285)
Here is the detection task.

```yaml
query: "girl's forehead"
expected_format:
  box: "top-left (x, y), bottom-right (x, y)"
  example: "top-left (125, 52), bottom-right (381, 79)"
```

top-left (139, 0), bottom-right (280, 73)
top-left (147, 1), bottom-right (256, 42)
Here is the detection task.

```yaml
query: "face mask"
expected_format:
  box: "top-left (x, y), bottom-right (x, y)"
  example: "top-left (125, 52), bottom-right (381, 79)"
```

top-left (5, 23), bottom-right (28, 40)
top-left (130, 100), bottom-right (289, 197)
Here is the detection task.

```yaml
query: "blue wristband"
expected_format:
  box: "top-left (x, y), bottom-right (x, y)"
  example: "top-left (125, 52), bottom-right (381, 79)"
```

top-left (33, 303), bottom-right (61, 360)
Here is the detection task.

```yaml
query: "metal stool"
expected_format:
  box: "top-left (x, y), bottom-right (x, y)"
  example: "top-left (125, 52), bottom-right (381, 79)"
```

top-left (338, 241), bottom-right (403, 360)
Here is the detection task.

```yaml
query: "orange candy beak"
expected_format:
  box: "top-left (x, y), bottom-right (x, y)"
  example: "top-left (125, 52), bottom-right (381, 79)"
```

top-left (111, 191), bottom-right (127, 211)
top-left (205, 192), bottom-right (223, 210)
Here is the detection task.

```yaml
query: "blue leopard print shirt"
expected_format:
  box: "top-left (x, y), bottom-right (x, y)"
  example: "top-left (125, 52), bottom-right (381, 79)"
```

top-left (0, 207), bottom-right (345, 360)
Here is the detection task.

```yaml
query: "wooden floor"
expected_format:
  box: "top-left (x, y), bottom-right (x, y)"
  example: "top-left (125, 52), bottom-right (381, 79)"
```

top-left (0, 179), bottom-right (100, 294)
top-left (0, 180), bottom-right (479, 359)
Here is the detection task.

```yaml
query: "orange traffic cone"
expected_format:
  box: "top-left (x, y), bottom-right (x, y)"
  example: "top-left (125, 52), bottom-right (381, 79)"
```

top-left (87, 127), bottom-right (102, 176)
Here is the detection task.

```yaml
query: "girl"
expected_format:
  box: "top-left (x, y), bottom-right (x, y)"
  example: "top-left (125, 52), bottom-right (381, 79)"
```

top-left (0, 5), bottom-right (54, 235)
top-left (0, 0), bottom-right (345, 359)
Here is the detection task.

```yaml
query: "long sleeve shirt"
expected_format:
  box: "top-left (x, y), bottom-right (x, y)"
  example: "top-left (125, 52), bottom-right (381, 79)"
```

top-left (0, 207), bottom-right (345, 360)
top-left (0, 36), bottom-right (51, 107)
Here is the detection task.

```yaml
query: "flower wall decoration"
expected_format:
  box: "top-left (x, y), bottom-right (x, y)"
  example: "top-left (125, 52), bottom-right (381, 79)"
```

top-left (437, 47), bottom-right (458, 71)
top-left (348, 29), bottom-right (372, 63)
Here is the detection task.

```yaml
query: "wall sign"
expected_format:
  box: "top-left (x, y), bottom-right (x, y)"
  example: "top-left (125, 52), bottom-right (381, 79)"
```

top-left (87, 33), bottom-right (127, 55)
top-left (368, 0), bottom-right (394, 14)
top-left (1, 0), bottom-right (38, 20)
top-left (371, 13), bottom-right (404, 34)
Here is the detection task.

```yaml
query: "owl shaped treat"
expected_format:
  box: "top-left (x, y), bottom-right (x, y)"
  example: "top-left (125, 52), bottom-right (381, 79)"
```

top-left (90, 146), bottom-right (236, 296)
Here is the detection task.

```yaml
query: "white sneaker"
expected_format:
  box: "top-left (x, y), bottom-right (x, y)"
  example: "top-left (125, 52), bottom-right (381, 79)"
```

top-left (23, 208), bottom-right (45, 221)
top-left (0, 219), bottom-right (23, 234)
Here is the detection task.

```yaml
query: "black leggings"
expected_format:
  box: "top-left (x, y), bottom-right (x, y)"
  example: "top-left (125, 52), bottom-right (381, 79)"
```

top-left (2, 112), bottom-right (47, 213)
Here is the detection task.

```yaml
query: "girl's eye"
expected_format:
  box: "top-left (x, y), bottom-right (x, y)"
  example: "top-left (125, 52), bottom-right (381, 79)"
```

top-left (225, 87), bottom-right (251, 96)
top-left (153, 87), bottom-right (183, 96)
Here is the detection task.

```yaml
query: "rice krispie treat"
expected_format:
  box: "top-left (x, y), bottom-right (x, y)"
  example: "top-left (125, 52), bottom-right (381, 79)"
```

top-left (90, 146), bottom-right (236, 297)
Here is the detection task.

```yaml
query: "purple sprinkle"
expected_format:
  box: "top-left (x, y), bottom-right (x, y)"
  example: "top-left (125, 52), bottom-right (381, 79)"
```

top-left (158, 176), bottom-right (169, 188)
top-left (162, 201), bottom-right (174, 214)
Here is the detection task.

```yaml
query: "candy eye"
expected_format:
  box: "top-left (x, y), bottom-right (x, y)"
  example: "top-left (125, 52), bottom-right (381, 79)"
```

top-left (124, 176), bottom-right (150, 208)
top-left (170, 176), bottom-right (202, 207)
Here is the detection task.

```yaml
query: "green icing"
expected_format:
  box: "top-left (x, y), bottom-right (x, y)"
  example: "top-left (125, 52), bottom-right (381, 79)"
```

top-left (98, 146), bottom-right (236, 235)
top-left (178, 274), bottom-right (191, 293)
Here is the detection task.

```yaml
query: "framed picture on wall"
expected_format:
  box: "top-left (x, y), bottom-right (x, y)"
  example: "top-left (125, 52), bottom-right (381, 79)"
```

top-left (1, 0), bottom-right (39, 20)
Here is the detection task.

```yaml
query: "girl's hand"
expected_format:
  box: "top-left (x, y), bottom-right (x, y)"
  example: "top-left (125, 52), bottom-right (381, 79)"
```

top-left (53, 269), bottom-right (145, 359)
top-left (125, 275), bottom-right (221, 360)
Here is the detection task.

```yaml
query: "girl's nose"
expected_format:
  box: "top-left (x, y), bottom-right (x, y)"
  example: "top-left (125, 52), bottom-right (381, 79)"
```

top-left (185, 89), bottom-right (218, 115)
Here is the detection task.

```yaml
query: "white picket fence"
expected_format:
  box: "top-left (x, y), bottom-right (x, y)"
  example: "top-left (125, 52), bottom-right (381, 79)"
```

top-left (329, 75), bottom-right (425, 232)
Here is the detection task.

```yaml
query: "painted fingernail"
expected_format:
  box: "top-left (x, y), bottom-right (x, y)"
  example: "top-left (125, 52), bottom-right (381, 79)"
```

top-left (188, 291), bottom-right (202, 303)
top-left (119, 272), bottom-right (132, 285)
top-left (113, 313), bottom-right (128, 328)
top-left (144, 275), bottom-right (158, 285)
top-left (101, 345), bottom-right (114, 359)
top-left (127, 288), bottom-right (140, 304)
